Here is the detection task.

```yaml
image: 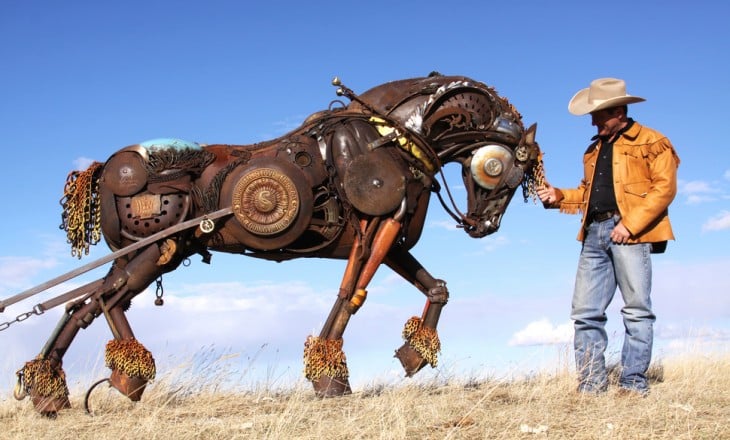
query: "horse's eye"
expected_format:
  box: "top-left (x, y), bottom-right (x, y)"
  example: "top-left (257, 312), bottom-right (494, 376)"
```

top-left (470, 144), bottom-right (514, 189)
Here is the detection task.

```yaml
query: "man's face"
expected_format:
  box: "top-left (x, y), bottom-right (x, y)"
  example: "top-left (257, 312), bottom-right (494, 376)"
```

top-left (590, 107), bottom-right (624, 137)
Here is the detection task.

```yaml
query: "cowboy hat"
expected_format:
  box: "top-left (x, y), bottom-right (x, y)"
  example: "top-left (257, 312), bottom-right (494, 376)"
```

top-left (568, 78), bottom-right (645, 115)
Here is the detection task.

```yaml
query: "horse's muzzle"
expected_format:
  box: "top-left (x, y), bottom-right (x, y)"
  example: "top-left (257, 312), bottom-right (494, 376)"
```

top-left (464, 217), bottom-right (500, 238)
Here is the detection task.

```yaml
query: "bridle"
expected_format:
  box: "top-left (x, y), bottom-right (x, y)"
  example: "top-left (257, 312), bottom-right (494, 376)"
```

top-left (332, 76), bottom-right (539, 237)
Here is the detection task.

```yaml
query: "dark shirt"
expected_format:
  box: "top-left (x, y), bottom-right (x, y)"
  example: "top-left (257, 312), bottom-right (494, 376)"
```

top-left (587, 119), bottom-right (635, 216)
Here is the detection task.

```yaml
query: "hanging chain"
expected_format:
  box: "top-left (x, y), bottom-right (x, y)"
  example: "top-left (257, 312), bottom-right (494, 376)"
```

top-left (522, 150), bottom-right (547, 204)
top-left (0, 305), bottom-right (44, 332)
top-left (154, 277), bottom-right (164, 306)
top-left (59, 162), bottom-right (104, 259)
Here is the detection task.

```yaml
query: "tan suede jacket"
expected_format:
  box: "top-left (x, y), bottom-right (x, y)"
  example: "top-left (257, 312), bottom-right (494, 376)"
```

top-left (547, 121), bottom-right (680, 243)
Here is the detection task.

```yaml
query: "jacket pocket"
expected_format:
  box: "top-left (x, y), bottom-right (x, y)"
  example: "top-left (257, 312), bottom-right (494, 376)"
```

top-left (624, 181), bottom-right (650, 198)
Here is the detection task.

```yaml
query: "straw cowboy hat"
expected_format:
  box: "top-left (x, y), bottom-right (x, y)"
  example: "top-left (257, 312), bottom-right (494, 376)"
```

top-left (568, 78), bottom-right (645, 115)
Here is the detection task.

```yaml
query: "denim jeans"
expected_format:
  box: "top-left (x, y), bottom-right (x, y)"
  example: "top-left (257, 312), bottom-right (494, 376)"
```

top-left (571, 215), bottom-right (655, 392)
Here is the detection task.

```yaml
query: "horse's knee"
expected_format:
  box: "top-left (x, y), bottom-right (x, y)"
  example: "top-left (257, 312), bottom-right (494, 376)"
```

top-left (426, 279), bottom-right (449, 305)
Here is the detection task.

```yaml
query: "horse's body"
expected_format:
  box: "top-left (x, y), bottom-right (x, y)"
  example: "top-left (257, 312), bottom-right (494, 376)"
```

top-left (8, 73), bottom-right (543, 416)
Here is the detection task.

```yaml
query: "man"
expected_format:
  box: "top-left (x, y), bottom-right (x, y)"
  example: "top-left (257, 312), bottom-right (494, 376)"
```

top-left (538, 78), bottom-right (680, 395)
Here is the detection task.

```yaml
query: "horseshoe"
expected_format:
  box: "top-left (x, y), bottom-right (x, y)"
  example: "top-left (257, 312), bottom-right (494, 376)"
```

top-left (13, 373), bottom-right (27, 401)
top-left (84, 377), bottom-right (111, 415)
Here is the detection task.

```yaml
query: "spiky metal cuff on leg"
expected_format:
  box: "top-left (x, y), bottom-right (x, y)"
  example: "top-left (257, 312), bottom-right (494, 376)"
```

top-left (16, 357), bottom-right (71, 414)
top-left (105, 338), bottom-right (156, 381)
top-left (303, 335), bottom-right (349, 382)
top-left (402, 316), bottom-right (441, 367)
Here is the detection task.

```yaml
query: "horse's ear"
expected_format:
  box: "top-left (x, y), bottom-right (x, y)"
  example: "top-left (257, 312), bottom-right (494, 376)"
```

top-left (524, 123), bottom-right (538, 145)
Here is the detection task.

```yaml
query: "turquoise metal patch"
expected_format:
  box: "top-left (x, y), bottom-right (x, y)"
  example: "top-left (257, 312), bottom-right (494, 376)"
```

top-left (140, 138), bottom-right (201, 151)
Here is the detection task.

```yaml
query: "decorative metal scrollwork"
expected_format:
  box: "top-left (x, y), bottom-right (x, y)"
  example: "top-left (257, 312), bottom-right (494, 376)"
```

top-left (232, 168), bottom-right (300, 235)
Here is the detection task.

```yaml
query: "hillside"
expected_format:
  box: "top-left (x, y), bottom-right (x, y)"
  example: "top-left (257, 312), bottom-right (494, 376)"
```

top-left (1, 355), bottom-right (728, 439)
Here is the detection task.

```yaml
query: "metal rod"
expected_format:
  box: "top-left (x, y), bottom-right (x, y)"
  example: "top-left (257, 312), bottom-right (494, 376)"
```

top-left (36, 279), bottom-right (104, 313)
top-left (0, 207), bottom-right (233, 313)
top-left (39, 311), bottom-right (73, 358)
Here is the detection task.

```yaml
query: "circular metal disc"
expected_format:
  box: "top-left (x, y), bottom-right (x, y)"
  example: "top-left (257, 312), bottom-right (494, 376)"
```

top-left (232, 167), bottom-right (300, 236)
top-left (102, 151), bottom-right (147, 196)
top-left (343, 150), bottom-right (406, 216)
top-left (219, 157), bottom-right (313, 251)
top-left (470, 144), bottom-right (513, 189)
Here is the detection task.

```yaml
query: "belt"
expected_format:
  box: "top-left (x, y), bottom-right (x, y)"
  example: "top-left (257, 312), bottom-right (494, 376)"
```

top-left (590, 210), bottom-right (618, 223)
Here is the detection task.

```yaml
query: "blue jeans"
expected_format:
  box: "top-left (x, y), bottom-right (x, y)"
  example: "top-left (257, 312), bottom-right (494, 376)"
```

top-left (571, 215), bottom-right (655, 392)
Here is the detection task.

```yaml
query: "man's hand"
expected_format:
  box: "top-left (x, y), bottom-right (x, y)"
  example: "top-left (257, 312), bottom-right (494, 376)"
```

top-left (611, 222), bottom-right (631, 244)
top-left (537, 184), bottom-right (557, 205)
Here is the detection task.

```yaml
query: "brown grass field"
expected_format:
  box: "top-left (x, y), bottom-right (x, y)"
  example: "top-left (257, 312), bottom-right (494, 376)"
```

top-left (1, 353), bottom-right (728, 439)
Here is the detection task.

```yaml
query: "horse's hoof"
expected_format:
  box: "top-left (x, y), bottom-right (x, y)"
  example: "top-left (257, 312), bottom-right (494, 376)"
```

top-left (109, 369), bottom-right (147, 401)
top-left (394, 343), bottom-right (428, 377)
top-left (30, 394), bottom-right (71, 416)
top-left (312, 375), bottom-right (352, 397)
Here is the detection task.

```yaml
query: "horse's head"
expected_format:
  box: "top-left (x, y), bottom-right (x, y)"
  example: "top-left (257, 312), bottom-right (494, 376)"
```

top-left (343, 73), bottom-right (544, 238)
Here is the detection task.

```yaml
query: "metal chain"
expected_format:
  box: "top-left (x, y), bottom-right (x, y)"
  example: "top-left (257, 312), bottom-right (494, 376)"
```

top-left (0, 305), bottom-right (44, 332)
top-left (154, 277), bottom-right (164, 306)
top-left (59, 162), bottom-right (103, 259)
top-left (522, 151), bottom-right (546, 204)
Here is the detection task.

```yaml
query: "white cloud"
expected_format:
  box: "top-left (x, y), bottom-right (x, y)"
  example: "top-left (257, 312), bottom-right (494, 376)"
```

top-left (657, 324), bottom-right (730, 342)
top-left (702, 210), bottom-right (730, 232)
top-left (662, 332), bottom-right (730, 357)
top-left (686, 194), bottom-right (716, 204)
top-left (679, 180), bottom-right (716, 194)
top-left (679, 180), bottom-right (719, 204)
top-left (0, 256), bottom-right (58, 292)
top-left (1, 279), bottom-right (334, 395)
top-left (72, 156), bottom-right (98, 171)
top-left (508, 318), bottom-right (572, 346)
top-left (724, 169), bottom-right (730, 181)
top-left (3, 243), bottom-right (730, 398)
top-left (1, 263), bottom-right (422, 388)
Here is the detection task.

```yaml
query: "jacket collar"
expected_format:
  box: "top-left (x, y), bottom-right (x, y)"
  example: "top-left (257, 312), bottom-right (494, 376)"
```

top-left (585, 119), bottom-right (640, 154)
top-left (620, 118), bottom-right (641, 140)
top-left (591, 118), bottom-right (637, 143)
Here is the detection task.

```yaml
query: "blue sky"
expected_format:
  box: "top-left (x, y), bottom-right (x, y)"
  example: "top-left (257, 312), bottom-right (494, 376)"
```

top-left (1, 1), bottom-right (729, 398)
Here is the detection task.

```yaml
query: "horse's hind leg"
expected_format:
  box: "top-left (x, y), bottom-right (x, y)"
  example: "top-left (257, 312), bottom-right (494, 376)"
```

top-left (86, 245), bottom-right (164, 401)
top-left (15, 299), bottom-right (95, 415)
top-left (99, 297), bottom-right (156, 402)
top-left (16, 245), bottom-right (164, 414)
top-left (385, 247), bottom-right (449, 377)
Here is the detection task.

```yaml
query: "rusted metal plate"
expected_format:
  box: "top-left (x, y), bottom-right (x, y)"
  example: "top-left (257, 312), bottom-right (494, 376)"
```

top-left (343, 149), bottom-right (406, 216)
top-left (101, 151), bottom-right (147, 196)
top-left (130, 193), bottom-right (161, 219)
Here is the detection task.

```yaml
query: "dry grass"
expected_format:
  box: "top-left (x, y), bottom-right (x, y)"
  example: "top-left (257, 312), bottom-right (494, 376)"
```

top-left (1, 354), bottom-right (728, 439)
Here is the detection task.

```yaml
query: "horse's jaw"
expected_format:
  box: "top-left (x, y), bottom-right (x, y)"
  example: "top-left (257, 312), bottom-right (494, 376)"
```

top-left (464, 212), bottom-right (503, 238)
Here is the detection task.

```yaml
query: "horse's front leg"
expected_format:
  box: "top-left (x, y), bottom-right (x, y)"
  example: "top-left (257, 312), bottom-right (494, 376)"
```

top-left (385, 247), bottom-right (449, 377)
top-left (304, 210), bottom-right (404, 397)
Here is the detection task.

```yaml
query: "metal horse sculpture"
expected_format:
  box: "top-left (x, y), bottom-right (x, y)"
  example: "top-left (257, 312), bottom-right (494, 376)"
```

top-left (2, 73), bottom-right (543, 416)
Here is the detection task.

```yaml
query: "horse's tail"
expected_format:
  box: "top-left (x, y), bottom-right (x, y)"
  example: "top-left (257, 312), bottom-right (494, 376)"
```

top-left (59, 161), bottom-right (105, 258)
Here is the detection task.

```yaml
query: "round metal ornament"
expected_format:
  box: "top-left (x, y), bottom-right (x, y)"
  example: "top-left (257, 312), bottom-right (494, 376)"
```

top-left (232, 168), bottom-right (300, 236)
top-left (470, 144), bottom-right (514, 190)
